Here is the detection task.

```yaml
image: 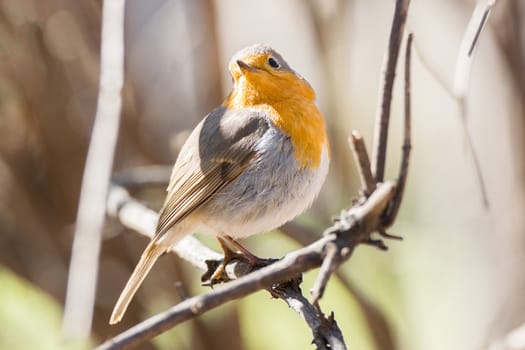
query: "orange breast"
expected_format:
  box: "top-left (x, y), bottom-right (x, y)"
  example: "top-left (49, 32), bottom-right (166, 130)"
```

top-left (223, 74), bottom-right (329, 169)
top-left (265, 100), bottom-right (328, 169)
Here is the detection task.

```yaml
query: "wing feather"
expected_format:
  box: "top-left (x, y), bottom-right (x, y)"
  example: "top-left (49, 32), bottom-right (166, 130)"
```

top-left (153, 107), bottom-right (269, 240)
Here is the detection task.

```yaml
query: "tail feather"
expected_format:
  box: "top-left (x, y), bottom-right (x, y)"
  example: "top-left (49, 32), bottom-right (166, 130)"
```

top-left (109, 242), bottom-right (165, 324)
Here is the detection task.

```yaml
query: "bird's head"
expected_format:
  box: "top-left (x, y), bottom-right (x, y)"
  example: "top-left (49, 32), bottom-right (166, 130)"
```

top-left (228, 44), bottom-right (315, 103)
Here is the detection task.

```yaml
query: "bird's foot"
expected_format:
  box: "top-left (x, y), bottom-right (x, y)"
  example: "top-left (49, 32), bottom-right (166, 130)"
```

top-left (201, 235), bottom-right (274, 287)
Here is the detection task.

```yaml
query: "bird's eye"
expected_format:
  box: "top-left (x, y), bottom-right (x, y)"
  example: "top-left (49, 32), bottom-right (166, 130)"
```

top-left (268, 57), bottom-right (280, 69)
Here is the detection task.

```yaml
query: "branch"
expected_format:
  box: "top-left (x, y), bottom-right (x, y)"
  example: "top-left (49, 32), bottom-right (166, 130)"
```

top-left (271, 278), bottom-right (346, 350)
top-left (454, 0), bottom-right (497, 99)
top-left (372, 0), bottom-right (411, 182)
top-left (62, 0), bottom-right (126, 340)
top-left (310, 241), bottom-right (339, 304)
top-left (97, 182), bottom-right (396, 349)
top-left (349, 131), bottom-right (376, 197)
top-left (383, 32), bottom-right (413, 227)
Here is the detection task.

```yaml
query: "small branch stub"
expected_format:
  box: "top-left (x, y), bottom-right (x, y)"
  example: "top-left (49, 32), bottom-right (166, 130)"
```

top-left (349, 131), bottom-right (376, 197)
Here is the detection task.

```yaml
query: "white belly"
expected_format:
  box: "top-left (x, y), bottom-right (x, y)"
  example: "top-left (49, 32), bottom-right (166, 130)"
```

top-left (196, 128), bottom-right (330, 239)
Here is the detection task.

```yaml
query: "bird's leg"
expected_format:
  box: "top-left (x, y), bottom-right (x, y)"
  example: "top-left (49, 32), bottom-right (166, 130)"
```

top-left (220, 235), bottom-right (269, 266)
top-left (207, 235), bottom-right (272, 286)
top-left (207, 236), bottom-right (238, 285)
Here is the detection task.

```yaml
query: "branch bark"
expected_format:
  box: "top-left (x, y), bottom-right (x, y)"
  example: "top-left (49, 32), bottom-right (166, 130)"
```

top-left (383, 32), bottom-right (413, 227)
top-left (349, 131), bottom-right (376, 197)
top-left (372, 0), bottom-right (411, 182)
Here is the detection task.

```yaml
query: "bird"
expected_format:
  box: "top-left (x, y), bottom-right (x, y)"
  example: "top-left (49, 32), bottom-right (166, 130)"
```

top-left (110, 44), bottom-right (330, 325)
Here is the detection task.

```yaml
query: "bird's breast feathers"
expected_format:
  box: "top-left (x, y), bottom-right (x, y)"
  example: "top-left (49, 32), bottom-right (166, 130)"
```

top-left (196, 109), bottom-right (330, 237)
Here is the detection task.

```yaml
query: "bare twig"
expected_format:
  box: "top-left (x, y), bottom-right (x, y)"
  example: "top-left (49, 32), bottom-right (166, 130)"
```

top-left (372, 0), bottom-right (411, 182)
top-left (315, 311), bottom-right (346, 350)
top-left (383, 33), bottom-right (413, 227)
top-left (349, 131), bottom-right (376, 196)
top-left (62, 0), bottom-right (126, 340)
top-left (468, 1), bottom-right (496, 55)
top-left (272, 278), bottom-right (347, 350)
top-left (454, 0), bottom-right (497, 99)
top-left (310, 242), bottom-right (339, 304)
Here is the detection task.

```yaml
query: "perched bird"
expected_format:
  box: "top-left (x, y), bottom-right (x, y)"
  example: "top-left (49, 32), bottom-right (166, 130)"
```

top-left (110, 44), bottom-right (330, 325)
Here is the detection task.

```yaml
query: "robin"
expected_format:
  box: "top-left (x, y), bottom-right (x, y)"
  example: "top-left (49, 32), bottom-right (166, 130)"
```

top-left (110, 44), bottom-right (330, 325)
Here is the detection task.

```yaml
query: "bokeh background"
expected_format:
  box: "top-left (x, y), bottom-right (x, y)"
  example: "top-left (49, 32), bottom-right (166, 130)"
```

top-left (1, 0), bottom-right (524, 349)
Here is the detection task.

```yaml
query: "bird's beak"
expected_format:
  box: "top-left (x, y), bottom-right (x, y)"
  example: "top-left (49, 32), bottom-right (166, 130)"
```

top-left (236, 60), bottom-right (256, 74)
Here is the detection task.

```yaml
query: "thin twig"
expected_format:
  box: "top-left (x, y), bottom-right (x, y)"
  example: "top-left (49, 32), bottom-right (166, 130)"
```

top-left (467, 0), bottom-right (496, 56)
top-left (454, 0), bottom-right (497, 98)
top-left (349, 131), bottom-right (376, 196)
top-left (383, 33), bottom-right (413, 227)
top-left (321, 313), bottom-right (346, 350)
top-left (310, 242), bottom-right (339, 304)
top-left (62, 0), bottom-right (126, 340)
top-left (96, 182), bottom-right (396, 349)
top-left (372, 0), bottom-right (411, 182)
top-left (272, 279), bottom-right (347, 350)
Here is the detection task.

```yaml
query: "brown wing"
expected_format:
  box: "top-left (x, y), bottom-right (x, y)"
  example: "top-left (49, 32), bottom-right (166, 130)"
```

top-left (154, 106), bottom-right (269, 239)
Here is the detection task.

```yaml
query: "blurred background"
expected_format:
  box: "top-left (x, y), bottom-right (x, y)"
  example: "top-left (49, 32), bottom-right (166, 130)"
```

top-left (1, 0), bottom-right (524, 349)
